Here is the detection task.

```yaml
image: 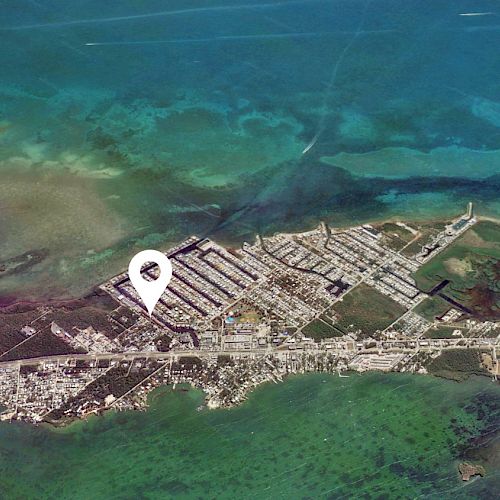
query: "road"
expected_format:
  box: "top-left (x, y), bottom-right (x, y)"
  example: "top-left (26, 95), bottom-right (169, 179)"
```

top-left (0, 336), bottom-right (497, 369)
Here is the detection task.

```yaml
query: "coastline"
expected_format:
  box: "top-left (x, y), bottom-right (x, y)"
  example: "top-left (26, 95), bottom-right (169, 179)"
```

top-left (32, 356), bottom-right (496, 432)
top-left (3, 211), bottom-right (498, 309)
top-left (2, 1), bottom-right (500, 495)
top-left (37, 370), bottom-right (495, 425)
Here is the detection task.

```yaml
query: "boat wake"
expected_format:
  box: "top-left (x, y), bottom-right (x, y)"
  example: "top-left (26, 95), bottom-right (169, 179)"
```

top-left (301, 0), bottom-right (374, 156)
top-left (2, 0), bottom-right (324, 31)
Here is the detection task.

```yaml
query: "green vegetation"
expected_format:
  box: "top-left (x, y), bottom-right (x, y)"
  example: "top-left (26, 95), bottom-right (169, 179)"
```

top-left (377, 222), bottom-right (415, 251)
top-left (414, 297), bottom-right (451, 321)
top-left (380, 222), bottom-right (415, 241)
top-left (217, 355), bottom-right (233, 366)
top-left (401, 220), bottom-right (447, 257)
top-left (319, 312), bottom-right (336, 326)
top-left (423, 325), bottom-right (464, 339)
top-left (331, 284), bottom-right (406, 338)
top-left (302, 318), bottom-right (343, 339)
top-left (48, 362), bottom-right (157, 421)
top-left (474, 220), bottom-right (500, 242)
top-left (426, 349), bottom-right (488, 381)
top-left (413, 221), bottom-right (500, 319)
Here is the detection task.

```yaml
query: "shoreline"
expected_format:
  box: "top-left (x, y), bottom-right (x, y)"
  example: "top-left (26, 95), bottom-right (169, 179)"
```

top-left (38, 369), bottom-right (491, 422)
top-left (3, 211), bottom-right (498, 309)
top-left (35, 363), bottom-right (496, 432)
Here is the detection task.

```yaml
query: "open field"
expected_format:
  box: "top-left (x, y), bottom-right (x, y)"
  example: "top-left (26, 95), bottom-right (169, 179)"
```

top-left (414, 221), bottom-right (500, 291)
top-left (423, 325), bottom-right (465, 339)
top-left (474, 220), bottom-right (500, 242)
top-left (401, 220), bottom-right (447, 257)
top-left (375, 222), bottom-right (416, 251)
top-left (330, 284), bottom-right (406, 338)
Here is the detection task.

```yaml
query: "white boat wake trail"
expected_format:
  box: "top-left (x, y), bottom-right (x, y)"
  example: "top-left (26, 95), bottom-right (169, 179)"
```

top-left (84, 29), bottom-right (396, 46)
top-left (1, 0), bottom-right (327, 31)
top-left (302, 0), bottom-right (374, 156)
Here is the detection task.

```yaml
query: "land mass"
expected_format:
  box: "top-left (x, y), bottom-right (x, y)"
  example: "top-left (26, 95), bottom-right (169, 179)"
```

top-left (0, 203), bottom-right (498, 428)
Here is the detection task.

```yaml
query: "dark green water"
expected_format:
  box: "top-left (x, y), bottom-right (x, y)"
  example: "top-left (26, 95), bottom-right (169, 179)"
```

top-left (1, 373), bottom-right (498, 499)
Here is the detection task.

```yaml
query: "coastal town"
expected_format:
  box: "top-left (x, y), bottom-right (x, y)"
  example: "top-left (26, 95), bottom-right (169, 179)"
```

top-left (0, 204), bottom-right (498, 425)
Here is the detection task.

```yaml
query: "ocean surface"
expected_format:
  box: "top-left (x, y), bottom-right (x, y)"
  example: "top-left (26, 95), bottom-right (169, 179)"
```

top-left (0, 373), bottom-right (499, 499)
top-left (1, 4), bottom-right (500, 498)
top-left (1, 0), bottom-right (500, 300)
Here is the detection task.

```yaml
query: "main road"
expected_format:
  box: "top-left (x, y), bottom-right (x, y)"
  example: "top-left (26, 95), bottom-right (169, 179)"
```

top-left (0, 337), bottom-right (497, 369)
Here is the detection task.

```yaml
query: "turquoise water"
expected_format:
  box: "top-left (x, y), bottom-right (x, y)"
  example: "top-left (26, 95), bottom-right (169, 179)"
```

top-left (1, 0), bottom-right (500, 299)
top-left (1, 4), bottom-right (499, 497)
top-left (0, 373), bottom-right (498, 499)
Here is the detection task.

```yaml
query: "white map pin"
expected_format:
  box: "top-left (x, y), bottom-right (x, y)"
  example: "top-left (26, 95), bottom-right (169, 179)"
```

top-left (128, 249), bottom-right (172, 317)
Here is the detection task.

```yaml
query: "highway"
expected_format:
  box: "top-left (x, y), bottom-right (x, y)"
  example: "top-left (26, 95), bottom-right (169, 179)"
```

top-left (0, 337), bottom-right (497, 369)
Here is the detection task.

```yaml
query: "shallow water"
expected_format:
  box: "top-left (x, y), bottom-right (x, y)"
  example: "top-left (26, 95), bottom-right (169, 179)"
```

top-left (0, 373), bottom-right (498, 499)
top-left (1, 0), bottom-right (500, 299)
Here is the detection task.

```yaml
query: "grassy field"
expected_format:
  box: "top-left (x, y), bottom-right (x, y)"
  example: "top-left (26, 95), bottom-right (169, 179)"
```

top-left (375, 222), bottom-right (416, 251)
top-left (413, 220), bottom-right (500, 319)
top-left (401, 220), bottom-right (447, 257)
top-left (423, 325), bottom-right (465, 339)
top-left (330, 284), bottom-right (406, 338)
top-left (414, 297), bottom-right (451, 321)
top-left (474, 220), bottom-right (500, 242)
top-left (414, 221), bottom-right (500, 290)
top-left (302, 319), bottom-right (343, 340)
top-left (237, 311), bottom-right (260, 324)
